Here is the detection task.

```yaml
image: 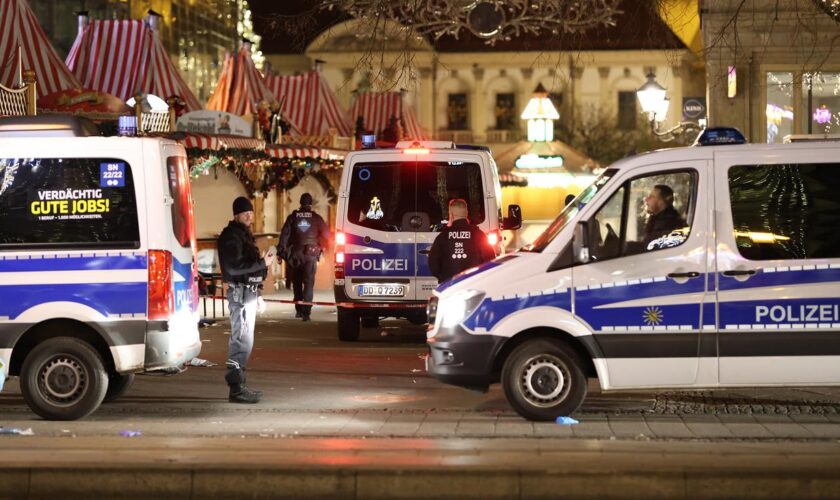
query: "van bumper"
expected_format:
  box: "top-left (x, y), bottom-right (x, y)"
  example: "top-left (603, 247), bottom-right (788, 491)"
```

top-left (334, 285), bottom-right (427, 319)
top-left (143, 316), bottom-right (201, 372)
top-left (426, 324), bottom-right (504, 391)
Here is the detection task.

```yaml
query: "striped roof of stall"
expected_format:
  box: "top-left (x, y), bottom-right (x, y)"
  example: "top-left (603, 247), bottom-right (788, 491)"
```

top-left (264, 70), bottom-right (352, 137)
top-left (350, 92), bottom-right (428, 141)
top-left (179, 133), bottom-right (265, 151)
top-left (264, 145), bottom-right (346, 160)
top-left (65, 19), bottom-right (201, 110)
top-left (0, 0), bottom-right (81, 95)
top-left (206, 45), bottom-right (275, 116)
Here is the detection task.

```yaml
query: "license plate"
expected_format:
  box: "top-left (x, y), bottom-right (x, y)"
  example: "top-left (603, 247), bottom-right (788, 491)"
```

top-left (357, 284), bottom-right (406, 297)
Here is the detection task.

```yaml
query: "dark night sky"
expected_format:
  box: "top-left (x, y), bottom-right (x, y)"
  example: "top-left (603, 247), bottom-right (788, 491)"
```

top-left (248, 1), bottom-right (684, 55)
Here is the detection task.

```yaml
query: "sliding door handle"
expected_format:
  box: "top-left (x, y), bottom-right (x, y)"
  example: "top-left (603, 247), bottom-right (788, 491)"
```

top-left (667, 271), bottom-right (700, 279)
top-left (723, 269), bottom-right (756, 277)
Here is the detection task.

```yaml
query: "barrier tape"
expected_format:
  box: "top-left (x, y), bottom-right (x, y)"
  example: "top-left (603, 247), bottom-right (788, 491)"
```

top-left (202, 295), bottom-right (426, 309)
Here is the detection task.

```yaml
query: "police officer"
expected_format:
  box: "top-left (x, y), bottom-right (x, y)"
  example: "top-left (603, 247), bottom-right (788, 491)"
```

top-left (280, 193), bottom-right (329, 322)
top-left (217, 196), bottom-right (272, 404)
top-left (428, 198), bottom-right (496, 284)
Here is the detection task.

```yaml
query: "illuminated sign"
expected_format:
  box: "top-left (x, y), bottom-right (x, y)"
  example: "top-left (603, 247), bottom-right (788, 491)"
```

top-left (514, 154), bottom-right (565, 169)
top-left (727, 66), bottom-right (737, 98)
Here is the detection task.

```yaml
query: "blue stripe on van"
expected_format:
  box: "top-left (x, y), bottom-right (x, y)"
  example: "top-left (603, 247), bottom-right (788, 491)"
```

top-left (462, 288), bottom-right (572, 332)
top-left (0, 282), bottom-right (147, 319)
top-left (0, 254), bottom-right (147, 272)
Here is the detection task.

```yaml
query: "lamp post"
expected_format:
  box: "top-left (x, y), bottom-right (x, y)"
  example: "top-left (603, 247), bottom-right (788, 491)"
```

top-left (636, 72), bottom-right (703, 142)
top-left (521, 84), bottom-right (560, 142)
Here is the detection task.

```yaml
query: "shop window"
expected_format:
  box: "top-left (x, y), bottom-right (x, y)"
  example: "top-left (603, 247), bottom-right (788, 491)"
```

top-left (494, 93), bottom-right (517, 130)
top-left (766, 72), bottom-right (795, 143)
top-left (803, 72), bottom-right (840, 136)
top-left (446, 93), bottom-right (469, 130)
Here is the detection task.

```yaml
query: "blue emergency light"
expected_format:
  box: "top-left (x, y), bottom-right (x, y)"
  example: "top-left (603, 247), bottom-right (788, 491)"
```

top-left (694, 127), bottom-right (747, 146)
top-left (361, 134), bottom-right (376, 149)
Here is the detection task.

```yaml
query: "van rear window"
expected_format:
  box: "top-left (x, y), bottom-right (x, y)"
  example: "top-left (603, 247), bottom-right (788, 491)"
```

top-left (0, 157), bottom-right (139, 250)
top-left (166, 156), bottom-right (195, 249)
top-left (348, 161), bottom-right (485, 232)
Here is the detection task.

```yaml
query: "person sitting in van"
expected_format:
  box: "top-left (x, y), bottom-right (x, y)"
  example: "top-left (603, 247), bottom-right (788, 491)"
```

top-left (642, 184), bottom-right (687, 247)
top-left (218, 196), bottom-right (273, 404)
top-left (427, 198), bottom-right (496, 284)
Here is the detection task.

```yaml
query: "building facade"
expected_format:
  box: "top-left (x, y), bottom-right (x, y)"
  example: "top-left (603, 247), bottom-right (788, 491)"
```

top-left (702, 0), bottom-right (840, 143)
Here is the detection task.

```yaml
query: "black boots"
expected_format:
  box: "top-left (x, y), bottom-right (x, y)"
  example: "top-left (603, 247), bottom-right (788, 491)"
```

top-left (229, 384), bottom-right (262, 404)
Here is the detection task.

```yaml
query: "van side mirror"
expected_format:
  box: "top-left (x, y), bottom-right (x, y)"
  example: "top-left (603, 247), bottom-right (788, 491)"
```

top-left (501, 204), bottom-right (522, 230)
top-left (573, 221), bottom-right (590, 264)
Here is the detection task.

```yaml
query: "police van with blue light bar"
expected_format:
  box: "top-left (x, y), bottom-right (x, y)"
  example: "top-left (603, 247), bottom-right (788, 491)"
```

top-left (426, 127), bottom-right (840, 421)
top-left (0, 116), bottom-right (200, 420)
top-left (333, 138), bottom-right (521, 341)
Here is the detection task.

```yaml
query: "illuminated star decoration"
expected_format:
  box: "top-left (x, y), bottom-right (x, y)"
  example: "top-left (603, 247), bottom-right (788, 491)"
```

top-left (643, 306), bottom-right (664, 326)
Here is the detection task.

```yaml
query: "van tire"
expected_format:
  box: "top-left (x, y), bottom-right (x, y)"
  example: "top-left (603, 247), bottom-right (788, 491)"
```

top-left (103, 372), bottom-right (135, 403)
top-left (501, 339), bottom-right (587, 421)
top-left (20, 337), bottom-right (109, 421)
top-left (337, 308), bottom-right (360, 342)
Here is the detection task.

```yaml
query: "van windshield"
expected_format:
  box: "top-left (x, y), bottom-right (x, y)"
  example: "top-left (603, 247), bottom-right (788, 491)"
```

top-left (348, 161), bottom-right (485, 232)
top-left (524, 169), bottom-right (617, 252)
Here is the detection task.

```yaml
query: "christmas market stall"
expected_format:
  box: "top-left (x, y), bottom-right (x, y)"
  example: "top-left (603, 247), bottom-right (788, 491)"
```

top-left (350, 91), bottom-right (428, 143)
top-left (264, 69), bottom-right (353, 141)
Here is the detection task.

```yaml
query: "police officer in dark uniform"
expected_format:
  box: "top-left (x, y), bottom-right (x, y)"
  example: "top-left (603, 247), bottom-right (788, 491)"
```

top-left (217, 196), bottom-right (273, 404)
top-left (428, 198), bottom-right (496, 284)
top-left (280, 193), bottom-right (329, 321)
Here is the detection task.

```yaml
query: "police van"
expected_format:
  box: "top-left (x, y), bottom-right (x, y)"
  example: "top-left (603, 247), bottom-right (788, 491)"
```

top-left (0, 116), bottom-right (200, 420)
top-left (334, 140), bottom-right (521, 341)
top-left (426, 128), bottom-right (840, 421)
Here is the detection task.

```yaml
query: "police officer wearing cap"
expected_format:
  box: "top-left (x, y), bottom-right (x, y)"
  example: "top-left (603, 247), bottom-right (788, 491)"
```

top-left (280, 193), bottom-right (329, 321)
top-left (428, 198), bottom-right (496, 284)
top-left (217, 196), bottom-right (273, 404)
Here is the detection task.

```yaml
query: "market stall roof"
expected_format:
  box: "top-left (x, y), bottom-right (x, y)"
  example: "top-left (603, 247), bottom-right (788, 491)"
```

top-left (492, 140), bottom-right (597, 175)
top-left (65, 18), bottom-right (201, 111)
top-left (175, 132), bottom-right (266, 151)
top-left (265, 70), bottom-right (353, 137)
top-left (206, 44), bottom-right (275, 117)
top-left (350, 91), bottom-right (428, 141)
top-left (0, 0), bottom-right (81, 96)
top-left (265, 144), bottom-right (346, 160)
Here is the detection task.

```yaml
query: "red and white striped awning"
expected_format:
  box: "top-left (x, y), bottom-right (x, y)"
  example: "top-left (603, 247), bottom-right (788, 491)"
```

top-left (66, 19), bottom-right (201, 111)
top-left (264, 71), bottom-right (352, 137)
top-left (0, 0), bottom-right (81, 95)
top-left (206, 45), bottom-right (275, 117)
top-left (350, 92), bottom-right (428, 141)
top-left (178, 133), bottom-right (265, 151)
top-left (264, 145), bottom-right (346, 160)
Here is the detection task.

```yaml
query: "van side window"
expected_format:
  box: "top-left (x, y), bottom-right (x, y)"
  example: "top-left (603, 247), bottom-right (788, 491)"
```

top-left (729, 163), bottom-right (840, 260)
top-left (0, 157), bottom-right (140, 250)
top-left (589, 171), bottom-right (695, 261)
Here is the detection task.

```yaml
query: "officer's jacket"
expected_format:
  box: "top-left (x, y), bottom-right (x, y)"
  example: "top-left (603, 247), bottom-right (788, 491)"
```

top-left (428, 218), bottom-right (496, 283)
top-left (217, 220), bottom-right (267, 285)
top-left (280, 207), bottom-right (329, 264)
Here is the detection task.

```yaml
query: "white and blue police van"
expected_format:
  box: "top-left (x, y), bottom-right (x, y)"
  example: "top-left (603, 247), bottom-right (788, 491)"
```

top-left (0, 116), bottom-right (200, 420)
top-left (426, 128), bottom-right (840, 421)
top-left (334, 139), bottom-right (521, 341)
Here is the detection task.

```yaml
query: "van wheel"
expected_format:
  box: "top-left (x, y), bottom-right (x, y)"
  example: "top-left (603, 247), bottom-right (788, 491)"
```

top-left (337, 308), bottom-right (360, 342)
top-left (501, 339), bottom-right (587, 421)
top-left (103, 372), bottom-right (135, 403)
top-left (361, 316), bottom-right (379, 328)
top-left (20, 337), bottom-right (108, 421)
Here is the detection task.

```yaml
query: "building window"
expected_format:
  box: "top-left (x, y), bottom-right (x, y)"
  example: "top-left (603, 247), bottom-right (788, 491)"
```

top-left (617, 91), bottom-right (637, 130)
top-left (446, 93), bottom-right (469, 130)
top-left (766, 72), bottom-right (795, 143)
top-left (494, 93), bottom-right (517, 130)
top-left (549, 92), bottom-right (563, 137)
top-left (803, 72), bottom-right (840, 136)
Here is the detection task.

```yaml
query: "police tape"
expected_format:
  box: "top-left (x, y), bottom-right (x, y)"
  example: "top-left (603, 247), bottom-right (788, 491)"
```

top-left (203, 295), bottom-right (426, 309)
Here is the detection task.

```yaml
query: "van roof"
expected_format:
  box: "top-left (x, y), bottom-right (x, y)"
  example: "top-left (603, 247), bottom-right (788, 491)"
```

top-left (0, 115), bottom-right (99, 138)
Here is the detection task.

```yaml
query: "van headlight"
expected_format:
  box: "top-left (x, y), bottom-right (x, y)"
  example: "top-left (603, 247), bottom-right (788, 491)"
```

top-left (439, 290), bottom-right (485, 328)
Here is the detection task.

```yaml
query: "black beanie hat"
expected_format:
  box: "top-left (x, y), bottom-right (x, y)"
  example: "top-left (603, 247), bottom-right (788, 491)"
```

top-left (300, 192), bottom-right (313, 206)
top-left (232, 196), bottom-right (253, 215)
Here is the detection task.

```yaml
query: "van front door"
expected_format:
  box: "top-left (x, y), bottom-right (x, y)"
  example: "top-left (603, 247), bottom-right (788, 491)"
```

top-left (715, 151), bottom-right (840, 384)
top-left (573, 161), bottom-right (713, 388)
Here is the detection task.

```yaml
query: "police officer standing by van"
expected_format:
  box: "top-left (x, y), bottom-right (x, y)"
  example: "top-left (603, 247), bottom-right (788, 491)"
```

top-left (218, 196), bottom-right (273, 404)
top-left (280, 193), bottom-right (329, 322)
top-left (428, 198), bottom-right (496, 284)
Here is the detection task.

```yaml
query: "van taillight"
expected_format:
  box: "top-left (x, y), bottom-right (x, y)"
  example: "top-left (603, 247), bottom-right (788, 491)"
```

top-left (488, 229), bottom-right (502, 251)
top-left (335, 232), bottom-right (345, 279)
top-left (148, 250), bottom-right (174, 320)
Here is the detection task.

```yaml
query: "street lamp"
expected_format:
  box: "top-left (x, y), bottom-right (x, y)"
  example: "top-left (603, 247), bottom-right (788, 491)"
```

top-left (521, 84), bottom-right (560, 142)
top-left (636, 72), bottom-right (703, 141)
